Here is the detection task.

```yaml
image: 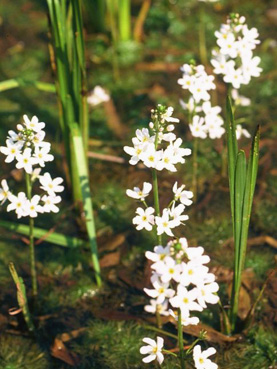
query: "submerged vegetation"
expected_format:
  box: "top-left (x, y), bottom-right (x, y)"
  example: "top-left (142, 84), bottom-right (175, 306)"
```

top-left (0, 0), bottom-right (276, 368)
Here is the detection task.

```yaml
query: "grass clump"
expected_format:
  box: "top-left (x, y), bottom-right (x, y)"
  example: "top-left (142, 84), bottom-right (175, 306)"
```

top-left (0, 335), bottom-right (50, 369)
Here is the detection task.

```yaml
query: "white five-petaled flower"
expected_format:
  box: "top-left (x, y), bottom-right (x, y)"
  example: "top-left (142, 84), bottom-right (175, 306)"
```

top-left (16, 148), bottom-right (38, 174)
top-left (189, 116), bottom-right (207, 139)
top-left (155, 209), bottom-right (175, 236)
top-left (173, 182), bottom-right (193, 206)
top-left (23, 115), bottom-right (45, 132)
top-left (41, 194), bottom-right (62, 213)
top-left (132, 207), bottom-right (155, 231)
top-left (169, 285), bottom-right (203, 315)
top-left (144, 275), bottom-right (175, 304)
top-left (34, 145), bottom-right (54, 167)
top-left (39, 172), bottom-right (64, 196)
top-left (196, 282), bottom-right (220, 308)
top-left (27, 195), bottom-right (43, 218)
top-left (126, 182), bottom-right (152, 201)
top-left (193, 345), bottom-right (218, 369)
top-left (7, 192), bottom-right (29, 218)
top-left (154, 256), bottom-right (182, 283)
top-left (0, 179), bottom-right (11, 204)
top-left (140, 336), bottom-right (164, 365)
top-left (0, 140), bottom-right (22, 163)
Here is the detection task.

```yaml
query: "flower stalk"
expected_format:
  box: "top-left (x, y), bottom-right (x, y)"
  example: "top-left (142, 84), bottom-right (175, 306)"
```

top-left (178, 308), bottom-right (186, 369)
top-left (25, 173), bottom-right (37, 298)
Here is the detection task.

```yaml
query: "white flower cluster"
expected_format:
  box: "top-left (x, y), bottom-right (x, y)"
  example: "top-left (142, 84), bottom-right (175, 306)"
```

top-left (0, 115), bottom-right (64, 218)
top-left (178, 64), bottom-right (225, 140)
top-left (124, 106), bottom-right (191, 172)
top-left (144, 238), bottom-right (219, 326)
top-left (211, 13), bottom-right (262, 89)
top-left (128, 181), bottom-right (192, 236)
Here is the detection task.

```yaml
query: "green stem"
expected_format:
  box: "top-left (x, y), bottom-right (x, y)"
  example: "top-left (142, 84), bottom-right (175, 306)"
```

top-left (192, 137), bottom-right (198, 203)
top-left (178, 309), bottom-right (185, 369)
top-left (143, 324), bottom-right (188, 343)
top-left (25, 174), bottom-right (38, 298)
top-left (199, 4), bottom-right (207, 65)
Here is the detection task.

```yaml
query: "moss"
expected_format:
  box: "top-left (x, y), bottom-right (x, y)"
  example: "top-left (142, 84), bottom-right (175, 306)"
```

top-left (245, 248), bottom-right (275, 281)
top-left (0, 335), bottom-right (50, 369)
top-left (219, 326), bottom-right (277, 369)
top-left (68, 320), bottom-right (158, 369)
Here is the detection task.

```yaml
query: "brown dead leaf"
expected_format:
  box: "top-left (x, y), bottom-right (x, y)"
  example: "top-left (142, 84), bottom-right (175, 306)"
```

top-left (99, 251), bottom-right (120, 268)
top-left (51, 338), bottom-right (80, 366)
top-left (100, 233), bottom-right (126, 252)
top-left (60, 328), bottom-right (87, 343)
top-left (168, 317), bottom-right (238, 344)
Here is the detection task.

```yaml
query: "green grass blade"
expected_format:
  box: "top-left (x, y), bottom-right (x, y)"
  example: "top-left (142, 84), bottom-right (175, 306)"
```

top-left (118, 0), bottom-right (131, 41)
top-left (70, 123), bottom-right (101, 286)
top-left (230, 150), bottom-right (246, 328)
top-left (9, 263), bottom-right (35, 332)
top-left (0, 220), bottom-right (86, 248)
top-left (239, 126), bottom-right (260, 275)
top-left (225, 96), bottom-right (238, 224)
top-left (0, 78), bottom-right (56, 93)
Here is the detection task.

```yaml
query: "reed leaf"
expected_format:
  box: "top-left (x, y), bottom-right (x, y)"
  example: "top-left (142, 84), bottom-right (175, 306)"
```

top-left (70, 123), bottom-right (101, 286)
top-left (0, 220), bottom-right (86, 248)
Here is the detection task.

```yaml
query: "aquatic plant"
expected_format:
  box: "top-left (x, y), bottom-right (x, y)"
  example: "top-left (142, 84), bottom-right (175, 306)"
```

top-left (124, 105), bottom-right (219, 368)
top-left (0, 115), bottom-right (64, 297)
top-left (47, 0), bottom-right (101, 286)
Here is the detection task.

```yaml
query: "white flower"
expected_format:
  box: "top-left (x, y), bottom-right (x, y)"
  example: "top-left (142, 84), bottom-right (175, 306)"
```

top-left (41, 194), bottom-right (62, 213)
top-left (39, 172), bottom-right (64, 195)
top-left (0, 140), bottom-right (22, 163)
top-left (169, 309), bottom-right (199, 326)
top-left (154, 256), bottom-right (182, 283)
top-left (140, 144), bottom-right (162, 169)
top-left (124, 144), bottom-right (145, 165)
top-left (7, 192), bottom-right (29, 218)
top-left (132, 207), bottom-right (155, 231)
top-left (173, 182), bottom-right (193, 206)
top-left (155, 209), bottom-right (175, 237)
top-left (87, 86), bottom-right (110, 106)
top-left (169, 138), bottom-right (191, 164)
top-left (161, 106), bottom-right (180, 123)
top-left (16, 148), bottom-right (38, 174)
top-left (27, 195), bottom-right (43, 218)
top-left (189, 116), bottom-right (207, 139)
top-left (180, 262), bottom-right (209, 287)
top-left (170, 203), bottom-right (189, 227)
top-left (0, 179), bottom-right (11, 204)
top-left (145, 244), bottom-right (171, 267)
top-left (196, 282), bottom-right (219, 308)
top-left (193, 345), bottom-right (218, 369)
top-left (231, 89), bottom-right (251, 106)
top-left (236, 124), bottom-right (250, 139)
top-left (34, 145), bottom-right (54, 167)
top-left (23, 115), bottom-right (45, 132)
top-left (169, 285), bottom-right (203, 315)
top-left (133, 128), bottom-right (155, 146)
top-left (144, 299), bottom-right (170, 316)
top-left (156, 147), bottom-right (177, 172)
top-left (126, 182), bottom-right (152, 200)
top-left (140, 337), bottom-right (164, 365)
top-left (144, 276), bottom-right (175, 304)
